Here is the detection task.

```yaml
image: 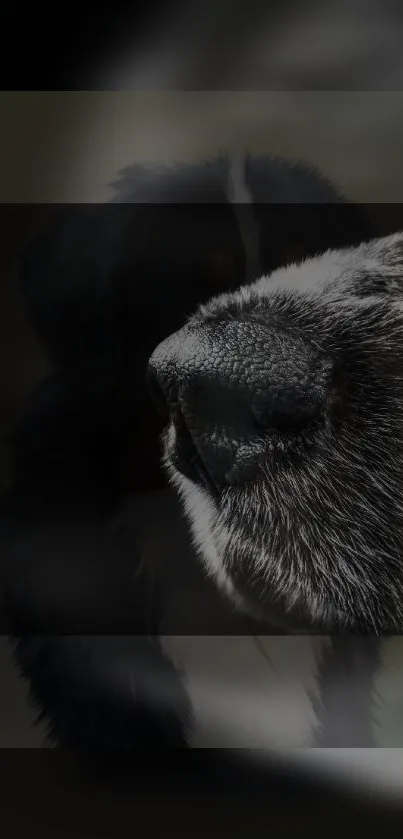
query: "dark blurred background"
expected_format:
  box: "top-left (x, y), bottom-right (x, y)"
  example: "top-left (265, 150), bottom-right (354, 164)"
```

top-left (1, 0), bottom-right (403, 824)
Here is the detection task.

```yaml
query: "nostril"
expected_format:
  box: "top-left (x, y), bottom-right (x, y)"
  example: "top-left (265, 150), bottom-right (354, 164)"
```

top-left (148, 321), bottom-right (333, 490)
top-left (251, 389), bottom-right (326, 435)
top-left (194, 380), bottom-right (254, 434)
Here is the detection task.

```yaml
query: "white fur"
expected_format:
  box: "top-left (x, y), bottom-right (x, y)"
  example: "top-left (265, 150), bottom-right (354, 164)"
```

top-left (161, 634), bottom-right (329, 748)
top-left (166, 460), bottom-right (239, 604)
top-left (227, 153), bottom-right (261, 282)
top-left (159, 231), bottom-right (403, 745)
top-left (163, 438), bottom-right (330, 748)
top-left (162, 446), bottom-right (331, 748)
top-left (371, 638), bottom-right (403, 746)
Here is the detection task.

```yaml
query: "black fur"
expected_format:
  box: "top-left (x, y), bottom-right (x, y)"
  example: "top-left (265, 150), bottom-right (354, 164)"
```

top-left (2, 155), bottom-right (375, 749)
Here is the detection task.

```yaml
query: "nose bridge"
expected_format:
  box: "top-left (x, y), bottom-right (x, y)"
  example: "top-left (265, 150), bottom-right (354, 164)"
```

top-left (149, 318), bottom-right (254, 399)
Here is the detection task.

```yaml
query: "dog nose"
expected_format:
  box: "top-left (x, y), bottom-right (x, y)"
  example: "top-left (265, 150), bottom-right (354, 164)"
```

top-left (147, 318), bottom-right (331, 488)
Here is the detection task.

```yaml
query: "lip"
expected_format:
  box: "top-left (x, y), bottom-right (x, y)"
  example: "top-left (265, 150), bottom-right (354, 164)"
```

top-left (192, 454), bottom-right (221, 501)
top-left (168, 408), bottom-right (221, 501)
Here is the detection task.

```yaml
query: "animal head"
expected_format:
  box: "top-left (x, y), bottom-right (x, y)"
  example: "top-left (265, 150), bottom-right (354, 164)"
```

top-left (148, 233), bottom-right (403, 633)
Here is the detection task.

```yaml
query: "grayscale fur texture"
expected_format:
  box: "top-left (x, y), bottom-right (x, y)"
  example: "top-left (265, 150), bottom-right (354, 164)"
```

top-left (12, 157), bottom-right (403, 754)
top-left (161, 232), bottom-right (403, 635)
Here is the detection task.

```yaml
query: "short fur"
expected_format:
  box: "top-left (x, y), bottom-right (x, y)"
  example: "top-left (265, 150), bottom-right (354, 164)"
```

top-left (162, 234), bottom-right (403, 634)
top-left (5, 155), bottom-right (403, 754)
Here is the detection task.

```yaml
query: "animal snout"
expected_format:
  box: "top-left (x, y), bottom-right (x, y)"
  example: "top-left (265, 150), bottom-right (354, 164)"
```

top-left (147, 316), bottom-right (332, 491)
